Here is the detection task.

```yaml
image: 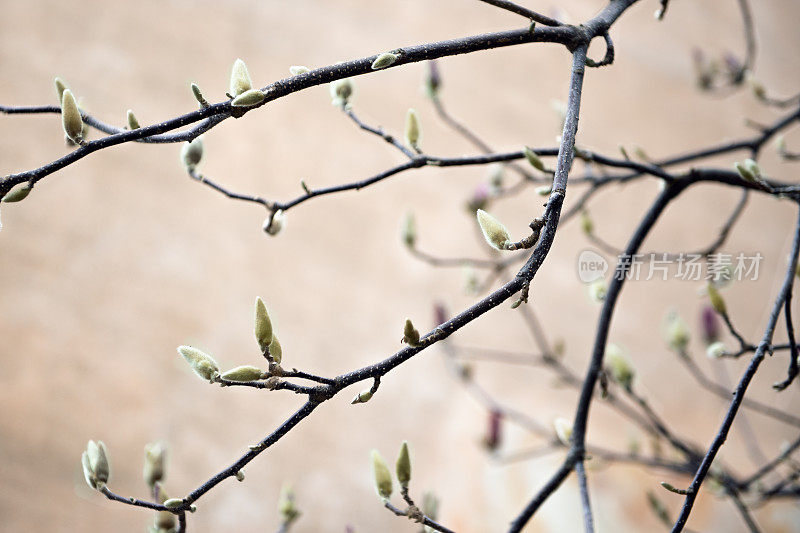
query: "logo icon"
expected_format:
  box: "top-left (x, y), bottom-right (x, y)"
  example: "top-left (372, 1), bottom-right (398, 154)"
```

top-left (577, 249), bottom-right (608, 283)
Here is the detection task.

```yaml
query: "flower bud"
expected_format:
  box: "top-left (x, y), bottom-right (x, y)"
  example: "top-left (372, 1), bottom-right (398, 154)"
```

top-left (254, 297), bottom-right (273, 353)
top-left (190, 83), bottom-right (209, 107)
top-left (221, 365), bottom-right (265, 382)
top-left (371, 450), bottom-right (393, 499)
top-left (396, 441), bottom-right (411, 488)
top-left (181, 136), bottom-right (204, 169)
top-left (268, 335), bottom-right (283, 364)
top-left (775, 135), bottom-right (787, 156)
top-left (483, 410), bottom-right (502, 451)
top-left (81, 440), bottom-right (110, 490)
top-left (663, 310), bottom-right (690, 352)
top-left (743, 158), bottom-right (762, 179)
top-left (61, 89), bottom-right (84, 145)
top-left (554, 418), bottom-right (572, 446)
top-left (402, 318), bottom-right (421, 346)
top-left (605, 343), bottom-right (634, 390)
top-left (163, 498), bottom-right (183, 509)
top-left (290, 65), bottom-right (310, 76)
top-left (178, 345), bottom-right (220, 382)
top-left (580, 210), bottom-right (594, 235)
top-left (278, 483), bottom-right (301, 524)
top-left (734, 161), bottom-right (756, 182)
top-left (143, 442), bottom-right (166, 488)
top-left (747, 75), bottom-right (766, 100)
top-left (371, 52), bottom-right (398, 70)
top-left (263, 210), bottom-right (286, 236)
top-left (405, 108), bottom-right (421, 149)
top-left (707, 283), bottom-right (727, 314)
top-left (476, 209), bottom-right (511, 251)
top-left (235, 470), bottom-right (245, 482)
top-left (524, 147), bottom-right (546, 171)
top-left (231, 89), bottom-right (266, 108)
top-left (588, 279), bottom-right (607, 303)
top-left (229, 58), bottom-right (253, 97)
top-left (433, 302), bottom-right (448, 327)
top-left (487, 164), bottom-right (504, 193)
top-left (466, 184), bottom-right (490, 213)
top-left (423, 60), bottom-right (441, 99)
top-left (1, 182), bottom-right (32, 203)
top-left (329, 79), bottom-right (353, 108)
top-left (401, 212), bottom-right (416, 248)
top-left (127, 109), bottom-right (140, 130)
top-left (700, 305), bottom-right (720, 344)
top-left (535, 185), bottom-right (552, 196)
top-left (54, 77), bottom-right (68, 103)
top-left (706, 341), bottom-right (726, 359)
top-left (351, 389), bottom-right (373, 404)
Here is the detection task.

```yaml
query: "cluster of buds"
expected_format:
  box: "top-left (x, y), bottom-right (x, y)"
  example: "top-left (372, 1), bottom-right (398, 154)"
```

top-left (228, 58), bottom-right (266, 108)
top-left (370, 441), bottom-right (412, 501)
top-left (255, 296), bottom-right (283, 366)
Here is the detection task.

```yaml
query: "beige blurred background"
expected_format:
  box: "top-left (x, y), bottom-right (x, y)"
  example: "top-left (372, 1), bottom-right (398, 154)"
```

top-left (1, 0), bottom-right (800, 531)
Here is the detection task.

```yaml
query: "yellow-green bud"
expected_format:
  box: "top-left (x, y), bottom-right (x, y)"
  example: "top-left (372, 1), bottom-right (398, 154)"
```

top-left (554, 418), bottom-right (572, 446)
top-left (580, 210), bottom-right (594, 235)
top-left (535, 185), bottom-right (552, 196)
top-left (143, 442), bottom-right (166, 488)
top-left (229, 58), bottom-right (253, 97)
top-left (588, 279), bottom-right (607, 303)
top-left (254, 297), bottom-right (273, 353)
top-left (619, 145), bottom-right (630, 160)
top-left (405, 108), bottom-right (421, 149)
top-left (289, 65), bottom-right (310, 76)
top-left (181, 137), bottom-right (204, 169)
top-left (734, 161), bottom-right (756, 182)
top-left (743, 158), bottom-right (762, 179)
top-left (371, 52), bottom-right (398, 70)
top-left (178, 345), bottom-right (220, 382)
top-left (402, 318), bottom-right (421, 346)
top-left (524, 147), bottom-right (546, 171)
top-left (61, 89), bottom-right (84, 145)
top-left (370, 450), bottom-right (393, 499)
top-left (231, 89), bottom-right (266, 108)
top-left (401, 212), bottom-right (416, 248)
top-left (476, 209), bottom-right (512, 251)
top-left (163, 498), bottom-right (183, 509)
top-left (2, 182), bottom-right (32, 203)
top-left (329, 79), bottom-right (354, 108)
top-left (707, 283), bottom-right (727, 315)
top-left (706, 341), bottom-right (726, 359)
top-left (54, 77), bottom-right (68, 103)
top-left (235, 470), bottom-right (245, 482)
top-left (776, 135), bottom-right (787, 156)
top-left (351, 389), bottom-right (373, 404)
top-left (605, 343), bottom-right (634, 390)
top-left (663, 310), bottom-right (690, 352)
top-left (634, 146), bottom-right (650, 162)
top-left (269, 335), bottom-right (283, 364)
top-left (396, 441), bottom-right (411, 488)
top-left (221, 365), bottom-right (265, 382)
top-left (190, 83), bottom-right (209, 107)
top-left (127, 109), bottom-right (140, 130)
top-left (263, 210), bottom-right (286, 236)
top-left (278, 484), bottom-right (301, 524)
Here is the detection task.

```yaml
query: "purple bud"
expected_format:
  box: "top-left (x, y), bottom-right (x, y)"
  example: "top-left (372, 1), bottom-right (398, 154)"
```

top-left (466, 184), bottom-right (490, 213)
top-left (700, 305), bottom-right (720, 344)
top-left (433, 302), bottom-right (448, 327)
top-left (427, 61), bottom-right (441, 93)
top-left (483, 410), bottom-right (503, 451)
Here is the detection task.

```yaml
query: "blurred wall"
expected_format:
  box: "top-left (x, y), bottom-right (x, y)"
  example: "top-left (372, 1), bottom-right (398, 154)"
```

top-left (1, 1), bottom-right (799, 531)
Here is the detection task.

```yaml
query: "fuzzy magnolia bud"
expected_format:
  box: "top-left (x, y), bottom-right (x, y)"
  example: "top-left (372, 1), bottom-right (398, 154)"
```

top-left (401, 212), bottom-right (416, 248)
top-left (81, 440), bottom-right (110, 490)
top-left (370, 450), bottom-right (393, 499)
top-left (181, 136), bottom-right (204, 169)
top-left (54, 77), bottom-right (68, 103)
top-left (127, 109), bottom-right (140, 130)
top-left (734, 161), bottom-right (756, 182)
top-left (289, 65), bottom-right (310, 76)
top-left (263, 210), bottom-right (286, 236)
top-left (743, 158), bottom-right (762, 179)
top-left (351, 389), bottom-right (374, 404)
top-left (178, 345), bottom-right (220, 382)
top-left (61, 89), bottom-right (84, 145)
top-left (221, 365), bottom-right (265, 382)
top-left (402, 318), bottom-right (421, 346)
top-left (554, 418), bottom-right (572, 446)
top-left (524, 147), bottom-right (546, 171)
top-left (476, 209), bottom-right (512, 251)
top-left (707, 283), bottom-right (727, 315)
top-left (163, 498), bottom-right (183, 509)
top-left (190, 83), bottom-right (208, 107)
top-left (396, 441), bottom-right (411, 488)
top-left (405, 108), bottom-right (421, 149)
top-left (278, 484), bottom-right (301, 524)
top-left (269, 335), bottom-right (283, 364)
top-left (371, 52), bottom-right (398, 70)
top-left (231, 89), bottom-right (266, 108)
top-left (2, 182), bottom-right (32, 203)
top-left (229, 58), bottom-right (253, 97)
top-left (143, 442), bottom-right (166, 488)
top-left (254, 297), bottom-right (273, 353)
top-left (588, 279), bottom-right (607, 303)
top-left (605, 344), bottom-right (634, 390)
top-left (424, 60), bottom-right (441, 99)
top-left (580, 210), bottom-right (594, 235)
top-left (329, 79), bottom-right (353, 108)
top-left (706, 341), bottom-right (726, 359)
top-left (663, 311), bottom-right (690, 352)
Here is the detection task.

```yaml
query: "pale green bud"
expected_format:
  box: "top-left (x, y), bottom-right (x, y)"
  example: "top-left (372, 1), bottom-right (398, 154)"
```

top-left (605, 344), bottom-right (634, 390)
top-left (61, 89), bottom-right (84, 144)
top-left (81, 451), bottom-right (99, 490)
top-left (190, 83), bottom-right (209, 107)
top-left (254, 297), bottom-right (273, 353)
top-left (402, 318), bottom-right (421, 347)
top-left (329, 79), bottom-right (354, 107)
top-left (706, 341), bottom-right (726, 359)
top-left (163, 498), bottom-right (183, 509)
top-left (289, 66), bottom-right (310, 76)
top-left (734, 162), bottom-right (756, 182)
top-left (743, 158), bottom-right (762, 179)
top-left (554, 418), bottom-right (572, 446)
top-left (776, 135), bottom-right (787, 156)
top-left (263, 209), bottom-right (286, 236)
top-left (54, 77), bottom-right (68, 103)
top-left (524, 147), bottom-right (545, 171)
top-left (269, 335), bottom-right (283, 364)
top-left (487, 163), bottom-right (504, 193)
top-left (580, 210), bottom-right (594, 235)
top-left (87, 440), bottom-right (110, 485)
top-left (143, 442), bottom-right (166, 488)
top-left (235, 470), bottom-right (245, 482)
top-left (663, 310), bottom-right (690, 352)
top-left (2, 182), bottom-right (32, 203)
top-left (229, 58), bottom-right (253, 97)
top-left (634, 146), bottom-right (650, 162)
top-left (221, 365), bottom-right (265, 382)
top-left (278, 483), bottom-right (301, 524)
top-left (178, 345), bottom-right (220, 382)
top-left (401, 212), bottom-right (416, 248)
top-left (405, 108), bottom-right (421, 149)
top-left (707, 283), bottom-right (727, 315)
top-left (181, 136), bottom-right (204, 169)
top-left (476, 209), bottom-right (512, 251)
top-left (231, 89), bottom-right (266, 108)
top-left (371, 52), bottom-right (398, 70)
top-left (396, 441), bottom-right (411, 488)
top-left (127, 109), bottom-right (140, 130)
top-left (535, 185), bottom-right (552, 196)
top-left (370, 450), bottom-right (393, 499)
top-left (588, 279), bottom-right (607, 302)
top-left (351, 389), bottom-right (373, 404)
